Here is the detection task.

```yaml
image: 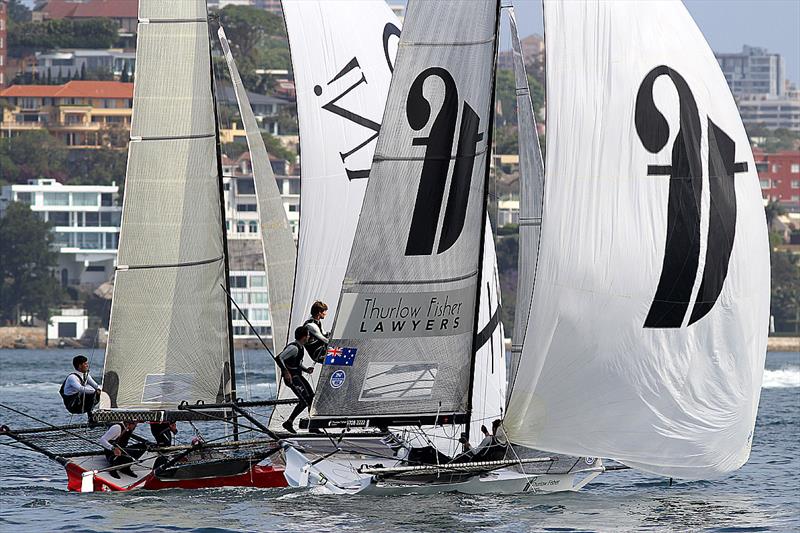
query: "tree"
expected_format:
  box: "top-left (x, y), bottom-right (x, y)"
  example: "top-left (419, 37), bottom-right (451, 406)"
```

top-left (262, 132), bottom-right (296, 163)
top-left (65, 148), bottom-right (128, 186)
top-left (770, 248), bottom-right (800, 333)
top-left (764, 199), bottom-right (786, 231)
top-left (8, 18), bottom-right (118, 57)
top-left (0, 203), bottom-right (63, 325)
top-left (7, 0), bottom-right (32, 24)
top-left (0, 130), bottom-right (69, 183)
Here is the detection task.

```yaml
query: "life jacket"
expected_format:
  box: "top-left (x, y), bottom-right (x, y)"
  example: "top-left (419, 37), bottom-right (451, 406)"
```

top-left (280, 341), bottom-right (305, 373)
top-left (59, 372), bottom-right (88, 414)
top-left (303, 318), bottom-right (327, 361)
top-left (110, 423), bottom-right (132, 449)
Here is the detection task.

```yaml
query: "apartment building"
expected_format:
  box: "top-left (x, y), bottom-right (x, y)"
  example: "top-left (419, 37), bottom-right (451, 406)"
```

top-left (28, 49), bottom-right (136, 81)
top-left (0, 178), bottom-right (122, 288)
top-left (755, 150), bottom-right (800, 209)
top-left (0, 80), bottom-right (133, 147)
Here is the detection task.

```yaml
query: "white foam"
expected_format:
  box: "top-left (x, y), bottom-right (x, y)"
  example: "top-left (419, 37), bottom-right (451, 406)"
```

top-left (762, 367), bottom-right (800, 389)
top-left (0, 382), bottom-right (59, 393)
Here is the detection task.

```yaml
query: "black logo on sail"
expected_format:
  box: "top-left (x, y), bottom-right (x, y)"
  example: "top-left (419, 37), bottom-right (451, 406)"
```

top-left (404, 68), bottom-right (483, 256)
top-left (635, 66), bottom-right (748, 328)
top-left (313, 23), bottom-right (400, 181)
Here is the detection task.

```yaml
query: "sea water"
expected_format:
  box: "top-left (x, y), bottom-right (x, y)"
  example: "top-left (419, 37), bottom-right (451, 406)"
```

top-left (0, 349), bottom-right (797, 532)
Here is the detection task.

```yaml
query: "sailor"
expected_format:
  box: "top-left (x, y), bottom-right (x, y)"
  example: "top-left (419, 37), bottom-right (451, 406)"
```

top-left (150, 421), bottom-right (178, 447)
top-left (277, 326), bottom-right (314, 434)
top-left (471, 419), bottom-right (508, 462)
top-left (59, 355), bottom-right (101, 417)
top-left (99, 420), bottom-right (143, 479)
top-left (303, 301), bottom-right (330, 363)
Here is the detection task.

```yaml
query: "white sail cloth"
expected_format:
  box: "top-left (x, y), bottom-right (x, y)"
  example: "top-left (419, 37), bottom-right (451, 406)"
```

top-left (217, 27), bottom-right (297, 352)
top-left (103, 0), bottom-right (232, 410)
top-left (505, 0), bottom-right (769, 480)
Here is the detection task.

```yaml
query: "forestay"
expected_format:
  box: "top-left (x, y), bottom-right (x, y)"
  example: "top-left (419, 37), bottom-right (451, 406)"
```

top-left (310, 0), bottom-right (501, 426)
top-left (103, 0), bottom-right (233, 410)
top-left (507, 6), bottom-right (545, 394)
top-left (270, 0), bottom-right (399, 430)
top-left (217, 27), bottom-right (296, 351)
top-left (505, 0), bottom-right (770, 479)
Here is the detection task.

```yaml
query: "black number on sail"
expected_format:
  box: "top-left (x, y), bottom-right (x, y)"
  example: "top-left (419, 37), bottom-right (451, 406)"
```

top-left (382, 23), bottom-right (401, 73)
top-left (636, 66), bottom-right (746, 328)
top-left (405, 68), bottom-right (482, 256)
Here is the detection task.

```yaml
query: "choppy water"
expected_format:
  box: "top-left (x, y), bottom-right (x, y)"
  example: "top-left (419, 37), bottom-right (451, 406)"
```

top-left (0, 349), bottom-right (797, 532)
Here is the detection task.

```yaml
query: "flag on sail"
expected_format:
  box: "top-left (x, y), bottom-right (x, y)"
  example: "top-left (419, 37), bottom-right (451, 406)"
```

top-left (324, 347), bottom-right (357, 366)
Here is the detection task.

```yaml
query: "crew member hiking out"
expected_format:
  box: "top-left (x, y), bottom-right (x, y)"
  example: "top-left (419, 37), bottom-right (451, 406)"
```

top-left (59, 355), bottom-right (101, 418)
top-left (277, 326), bottom-right (314, 434)
top-left (99, 420), bottom-right (145, 479)
top-left (303, 301), bottom-right (330, 363)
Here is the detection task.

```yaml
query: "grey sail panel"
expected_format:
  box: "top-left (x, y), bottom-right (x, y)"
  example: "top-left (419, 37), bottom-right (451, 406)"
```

top-left (310, 0), bottom-right (501, 424)
top-left (507, 6), bottom-right (545, 395)
top-left (218, 27), bottom-right (296, 351)
top-left (103, 0), bottom-right (233, 410)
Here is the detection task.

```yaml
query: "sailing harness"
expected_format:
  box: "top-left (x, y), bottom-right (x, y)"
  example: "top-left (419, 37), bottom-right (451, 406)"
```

top-left (59, 372), bottom-right (96, 415)
top-left (303, 318), bottom-right (328, 363)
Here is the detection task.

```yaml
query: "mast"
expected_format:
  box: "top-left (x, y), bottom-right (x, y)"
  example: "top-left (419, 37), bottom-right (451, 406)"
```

top-left (465, 0), bottom-right (503, 438)
top-left (208, 19), bottom-right (238, 438)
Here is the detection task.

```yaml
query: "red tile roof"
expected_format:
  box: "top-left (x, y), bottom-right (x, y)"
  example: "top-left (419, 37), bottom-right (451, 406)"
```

top-left (0, 81), bottom-right (133, 99)
top-left (38, 0), bottom-right (138, 20)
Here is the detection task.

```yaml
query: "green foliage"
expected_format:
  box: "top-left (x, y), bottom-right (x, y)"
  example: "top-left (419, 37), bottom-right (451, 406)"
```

top-left (7, 0), bottom-right (32, 24)
top-left (746, 126), bottom-right (800, 152)
top-left (494, 68), bottom-right (545, 128)
top-left (770, 249), bottom-right (800, 333)
top-left (262, 132), bottom-right (295, 162)
top-left (494, 230), bottom-right (519, 338)
top-left (65, 148), bottom-right (128, 187)
top-left (0, 131), bottom-right (69, 183)
top-left (0, 203), bottom-right (63, 324)
top-left (8, 18), bottom-right (118, 56)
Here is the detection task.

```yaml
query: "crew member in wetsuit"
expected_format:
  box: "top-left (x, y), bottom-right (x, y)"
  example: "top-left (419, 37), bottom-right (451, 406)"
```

top-left (59, 355), bottom-right (101, 417)
top-left (150, 421), bottom-right (178, 447)
top-left (99, 420), bottom-right (143, 479)
top-left (277, 326), bottom-right (314, 434)
top-left (303, 301), bottom-right (330, 363)
top-left (471, 419), bottom-right (508, 462)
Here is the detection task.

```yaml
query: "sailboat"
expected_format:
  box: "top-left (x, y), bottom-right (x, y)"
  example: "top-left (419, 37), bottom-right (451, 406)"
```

top-left (282, 0), bottom-right (769, 495)
top-left (0, 0), bottom-right (294, 492)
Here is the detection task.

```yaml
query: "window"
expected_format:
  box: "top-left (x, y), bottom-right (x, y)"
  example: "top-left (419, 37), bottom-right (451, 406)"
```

top-left (105, 233), bottom-right (118, 249)
top-left (233, 326), bottom-right (249, 336)
top-left (72, 192), bottom-right (98, 206)
top-left (236, 220), bottom-right (245, 233)
top-left (85, 265), bottom-right (105, 272)
top-left (256, 326), bottom-right (272, 337)
top-left (79, 233), bottom-right (102, 250)
top-left (250, 275), bottom-right (266, 288)
top-left (792, 180), bottom-right (800, 189)
top-left (85, 212), bottom-right (99, 227)
top-left (755, 162), bottom-right (768, 173)
top-left (250, 309), bottom-right (269, 322)
top-left (48, 211), bottom-right (70, 226)
top-left (760, 180), bottom-right (770, 189)
top-left (58, 322), bottom-right (78, 338)
top-left (101, 193), bottom-right (113, 206)
top-left (237, 178), bottom-right (255, 195)
top-left (237, 203), bottom-right (257, 212)
top-left (231, 308), bottom-right (248, 320)
top-left (43, 192), bottom-right (69, 206)
top-left (288, 204), bottom-right (298, 212)
top-left (249, 221), bottom-right (258, 233)
top-left (231, 290), bottom-right (248, 304)
top-left (100, 211), bottom-right (120, 226)
top-left (772, 164), bottom-right (779, 172)
top-left (250, 292), bottom-right (268, 304)
top-left (52, 232), bottom-right (71, 247)
top-left (792, 164), bottom-right (800, 173)
top-left (289, 180), bottom-right (301, 195)
top-left (230, 276), bottom-right (247, 288)
top-left (15, 192), bottom-right (32, 204)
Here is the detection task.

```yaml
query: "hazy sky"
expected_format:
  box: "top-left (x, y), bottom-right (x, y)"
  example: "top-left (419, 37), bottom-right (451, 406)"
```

top-left (507, 0), bottom-right (800, 83)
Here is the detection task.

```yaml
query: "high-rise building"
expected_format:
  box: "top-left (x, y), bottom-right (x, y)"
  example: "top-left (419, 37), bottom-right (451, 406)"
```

top-left (716, 45), bottom-right (785, 98)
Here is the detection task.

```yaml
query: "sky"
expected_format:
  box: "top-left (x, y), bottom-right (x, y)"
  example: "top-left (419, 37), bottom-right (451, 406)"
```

top-left (507, 0), bottom-right (800, 84)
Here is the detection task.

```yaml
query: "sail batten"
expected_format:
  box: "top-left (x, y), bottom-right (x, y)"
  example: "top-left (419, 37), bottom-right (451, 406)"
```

top-left (505, 0), bottom-right (769, 480)
top-left (102, 0), bottom-right (233, 411)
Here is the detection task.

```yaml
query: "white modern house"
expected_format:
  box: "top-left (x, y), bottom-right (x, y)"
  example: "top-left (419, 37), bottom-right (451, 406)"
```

top-left (0, 178), bottom-right (121, 288)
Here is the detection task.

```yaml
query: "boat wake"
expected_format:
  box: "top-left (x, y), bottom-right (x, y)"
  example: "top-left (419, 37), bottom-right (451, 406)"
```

top-left (762, 367), bottom-right (800, 389)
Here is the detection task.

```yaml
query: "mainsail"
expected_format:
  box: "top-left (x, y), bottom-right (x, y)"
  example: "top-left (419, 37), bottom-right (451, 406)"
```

top-left (102, 0), bottom-right (234, 410)
top-left (217, 26), bottom-right (297, 351)
top-left (310, 0), bottom-right (501, 426)
top-left (507, 5), bottom-right (546, 393)
top-left (270, 0), bottom-right (400, 429)
top-left (505, 0), bottom-right (770, 479)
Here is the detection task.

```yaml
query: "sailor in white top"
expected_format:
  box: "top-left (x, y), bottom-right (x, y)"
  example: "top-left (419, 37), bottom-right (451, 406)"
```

top-left (59, 355), bottom-right (101, 416)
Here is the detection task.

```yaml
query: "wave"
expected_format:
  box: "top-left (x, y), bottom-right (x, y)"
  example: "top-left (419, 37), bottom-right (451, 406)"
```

top-left (762, 367), bottom-right (800, 389)
top-left (0, 382), bottom-right (59, 393)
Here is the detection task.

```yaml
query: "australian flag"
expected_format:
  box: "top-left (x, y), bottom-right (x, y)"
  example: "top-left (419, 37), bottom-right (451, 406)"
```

top-left (324, 346), bottom-right (357, 366)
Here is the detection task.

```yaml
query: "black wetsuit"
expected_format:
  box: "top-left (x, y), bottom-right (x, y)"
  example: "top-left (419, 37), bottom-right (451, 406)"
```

top-left (303, 318), bottom-right (328, 363)
top-left (277, 341), bottom-right (314, 423)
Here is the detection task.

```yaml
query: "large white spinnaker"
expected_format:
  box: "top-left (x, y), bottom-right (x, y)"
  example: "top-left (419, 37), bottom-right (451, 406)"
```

top-left (269, 0), bottom-right (400, 430)
top-left (310, 0), bottom-right (501, 427)
top-left (505, 0), bottom-right (770, 480)
top-left (217, 27), bottom-right (296, 352)
top-left (103, 0), bottom-right (233, 410)
top-left (507, 6), bottom-right (545, 394)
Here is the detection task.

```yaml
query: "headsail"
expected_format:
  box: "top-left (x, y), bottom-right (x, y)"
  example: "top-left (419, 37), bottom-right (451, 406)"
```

top-left (507, 5), bottom-right (546, 394)
top-left (102, 0), bottom-right (233, 410)
top-left (310, 0), bottom-right (501, 427)
top-left (217, 26), bottom-right (297, 351)
top-left (505, 0), bottom-right (770, 479)
top-left (270, 0), bottom-right (400, 430)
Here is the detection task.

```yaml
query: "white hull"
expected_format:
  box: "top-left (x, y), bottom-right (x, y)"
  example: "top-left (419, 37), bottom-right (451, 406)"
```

top-left (283, 442), bottom-right (603, 496)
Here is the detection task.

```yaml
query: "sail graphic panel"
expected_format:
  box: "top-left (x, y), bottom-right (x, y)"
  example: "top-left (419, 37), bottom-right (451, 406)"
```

top-left (102, 0), bottom-right (232, 410)
top-left (217, 27), bottom-right (296, 352)
top-left (310, 0), bottom-right (500, 425)
top-left (507, 6), bottom-right (545, 394)
top-left (270, 0), bottom-right (400, 430)
top-left (505, 0), bottom-right (770, 480)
